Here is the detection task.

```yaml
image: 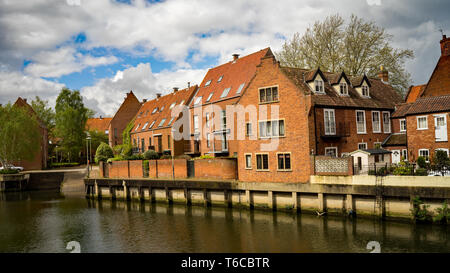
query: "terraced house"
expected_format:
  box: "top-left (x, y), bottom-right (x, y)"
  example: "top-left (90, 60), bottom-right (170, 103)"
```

top-left (186, 48), bottom-right (272, 157)
top-left (236, 51), bottom-right (402, 182)
top-left (130, 85), bottom-right (197, 156)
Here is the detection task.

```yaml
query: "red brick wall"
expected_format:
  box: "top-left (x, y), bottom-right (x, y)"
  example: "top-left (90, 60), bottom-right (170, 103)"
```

top-left (109, 92), bottom-right (141, 147)
top-left (194, 158), bottom-right (237, 180)
top-left (131, 127), bottom-right (184, 155)
top-left (129, 160), bottom-right (143, 178)
top-left (406, 111), bottom-right (450, 162)
top-left (236, 56), bottom-right (312, 183)
top-left (108, 161), bottom-right (130, 178)
top-left (153, 159), bottom-right (188, 179)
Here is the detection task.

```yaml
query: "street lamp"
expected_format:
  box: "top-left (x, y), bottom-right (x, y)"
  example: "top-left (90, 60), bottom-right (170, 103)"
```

top-left (86, 132), bottom-right (91, 178)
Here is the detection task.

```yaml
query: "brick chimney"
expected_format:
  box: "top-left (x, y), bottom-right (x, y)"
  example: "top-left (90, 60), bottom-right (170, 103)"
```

top-left (187, 82), bottom-right (191, 88)
top-left (232, 54), bottom-right (239, 61)
top-left (100, 115), bottom-right (103, 120)
top-left (156, 93), bottom-right (161, 99)
top-left (173, 87), bottom-right (179, 93)
top-left (23, 98), bottom-right (27, 103)
top-left (142, 99), bottom-right (147, 103)
top-left (440, 34), bottom-right (450, 57)
top-left (378, 65), bottom-right (389, 83)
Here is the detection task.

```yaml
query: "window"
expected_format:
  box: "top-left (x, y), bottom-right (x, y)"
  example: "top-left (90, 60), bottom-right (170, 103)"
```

top-left (277, 153), bottom-right (291, 170)
top-left (194, 97), bottom-right (202, 105)
top-left (372, 111), bottom-right (381, 133)
top-left (374, 142), bottom-right (382, 149)
top-left (362, 85), bottom-right (369, 97)
top-left (218, 75), bottom-right (223, 82)
top-left (168, 117), bottom-right (175, 126)
top-left (152, 107), bottom-right (158, 114)
top-left (356, 110), bottom-right (366, 134)
top-left (358, 143), bottom-right (367, 150)
top-left (135, 124), bottom-right (141, 131)
top-left (246, 123), bottom-right (252, 136)
top-left (419, 149), bottom-right (430, 162)
top-left (206, 92), bottom-right (213, 102)
top-left (436, 148), bottom-right (449, 157)
top-left (315, 80), bottom-right (324, 93)
top-left (160, 106), bottom-right (164, 112)
top-left (105, 130), bottom-right (109, 135)
top-left (324, 109), bottom-right (336, 135)
top-left (402, 149), bottom-right (408, 161)
top-left (259, 120), bottom-right (285, 138)
top-left (400, 119), bottom-right (406, 132)
top-left (158, 118), bottom-right (166, 127)
top-left (167, 135), bottom-right (171, 149)
top-left (256, 154), bottom-right (269, 171)
top-left (221, 110), bottom-right (227, 130)
top-left (204, 80), bottom-right (211, 87)
top-left (148, 120), bottom-right (156, 129)
top-left (245, 154), bottom-right (252, 169)
top-left (221, 133), bottom-right (228, 151)
top-left (236, 83), bottom-right (245, 94)
top-left (375, 154), bottom-right (385, 163)
top-left (383, 112), bottom-right (391, 133)
top-left (169, 102), bottom-right (176, 109)
top-left (114, 128), bottom-right (118, 137)
top-left (142, 122), bottom-right (149, 130)
top-left (220, 87), bottom-right (231, 98)
top-left (205, 112), bottom-right (210, 128)
top-left (141, 138), bottom-right (145, 152)
top-left (193, 115), bottom-right (199, 133)
top-left (206, 133), bottom-right (211, 148)
top-left (325, 147), bottom-right (338, 157)
top-left (339, 82), bottom-right (348, 95)
top-left (417, 116), bottom-right (428, 130)
top-left (259, 86), bottom-right (278, 103)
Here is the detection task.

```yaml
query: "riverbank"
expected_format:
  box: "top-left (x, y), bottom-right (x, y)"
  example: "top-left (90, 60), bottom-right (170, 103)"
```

top-left (84, 175), bottom-right (450, 221)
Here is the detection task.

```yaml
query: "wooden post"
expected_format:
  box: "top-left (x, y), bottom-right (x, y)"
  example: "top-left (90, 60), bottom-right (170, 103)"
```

top-left (123, 181), bottom-right (129, 200)
top-left (185, 187), bottom-right (191, 205)
top-left (95, 181), bottom-right (101, 199)
top-left (203, 189), bottom-right (210, 207)
top-left (166, 187), bottom-right (172, 204)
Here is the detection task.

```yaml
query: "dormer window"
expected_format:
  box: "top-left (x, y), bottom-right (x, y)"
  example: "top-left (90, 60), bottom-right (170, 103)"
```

top-left (135, 124), bottom-right (140, 131)
top-left (152, 107), bottom-right (158, 114)
top-left (148, 121), bottom-right (155, 129)
top-left (160, 106), bottom-right (164, 112)
top-left (204, 80), bottom-right (211, 87)
top-left (362, 85), bottom-right (369, 97)
top-left (218, 75), bottom-right (223, 83)
top-left (206, 92), bottom-right (213, 102)
top-left (315, 80), bottom-right (324, 93)
top-left (142, 122), bottom-right (149, 130)
top-left (179, 100), bottom-right (185, 105)
top-left (339, 82), bottom-right (348, 95)
top-left (220, 87), bottom-right (231, 98)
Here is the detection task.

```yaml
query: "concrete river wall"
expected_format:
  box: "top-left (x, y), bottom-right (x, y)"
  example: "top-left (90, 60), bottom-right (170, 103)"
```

top-left (84, 175), bottom-right (450, 220)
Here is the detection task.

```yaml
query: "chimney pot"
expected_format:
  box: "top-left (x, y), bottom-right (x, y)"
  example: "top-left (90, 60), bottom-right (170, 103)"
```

top-left (440, 34), bottom-right (450, 57)
top-left (173, 87), bottom-right (179, 93)
top-left (232, 54), bottom-right (240, 61)
top-left (156, 93), bottom-right (161, 99)
top-left (23, 98), bottom-right (27, 103)
top-left (100, 115), bottom-right (103, 119)
top-left (188, 82), bottom-right (191, 88)
top-left (378, 65), bottom-right (389, 83)
top-left (143, 99), bottom-right (147, 103)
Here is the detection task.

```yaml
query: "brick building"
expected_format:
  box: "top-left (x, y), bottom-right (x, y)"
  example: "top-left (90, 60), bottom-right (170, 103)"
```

top-left (387, 35), bottom-right (450, 163)
top-left (236, 52), bottom-right (402, 183)
top-left (130, 85), bottom-right (197, 156)
top-left (13, 97), bottom-right (48, 170)
top-left (108, 91), bottom-right (141, 147)
top-left (186, 48), bottom-right (272, 157)
top-left (86, 116), bottom-right (112, 136)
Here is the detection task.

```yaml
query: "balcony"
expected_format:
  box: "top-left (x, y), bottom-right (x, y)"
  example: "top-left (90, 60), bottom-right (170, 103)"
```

top-left (319, 122), bottom-right (350, 139)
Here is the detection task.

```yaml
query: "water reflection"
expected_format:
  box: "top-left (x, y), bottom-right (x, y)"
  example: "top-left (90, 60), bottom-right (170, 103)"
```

top-left (0, 192), bottom-right (449, 253)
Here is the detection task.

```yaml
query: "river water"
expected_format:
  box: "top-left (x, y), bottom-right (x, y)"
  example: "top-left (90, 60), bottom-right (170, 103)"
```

top-left (0, 190), bottom-right (449, 253)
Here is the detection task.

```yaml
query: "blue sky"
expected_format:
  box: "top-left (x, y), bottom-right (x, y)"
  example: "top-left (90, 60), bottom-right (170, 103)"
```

top-left (0, 0), bottom-right (448, 116)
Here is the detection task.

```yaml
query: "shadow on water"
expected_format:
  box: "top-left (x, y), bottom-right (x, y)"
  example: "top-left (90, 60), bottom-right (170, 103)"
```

top-left (1, 191), bottom-right (450, 253)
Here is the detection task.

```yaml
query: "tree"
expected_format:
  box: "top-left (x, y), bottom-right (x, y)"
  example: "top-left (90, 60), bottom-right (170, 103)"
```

top-left (0, 104), bottom-right (40, 169)
top-left (95, 142), bottom-right (114, 163)
top-left (55, 88), bottom-right (91, 162)
top-left (86, 129), bottom-right (108, 159)
top-left (276, 14), bottom-right (414, 96)
top-left (31, 96), bottom-right (55, 137)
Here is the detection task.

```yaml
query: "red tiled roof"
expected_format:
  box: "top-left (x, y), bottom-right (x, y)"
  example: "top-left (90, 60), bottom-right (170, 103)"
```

top-left (280, 67), bottom-right (402, 109)
top-left (382, 133), bottom-right (407, 147)
top-left (391, 103), bottom-right (413, 118)
top-left (132, 85), bottom-right (198, 133)
top-left (189, 48), bottom-right (272, 107)
top-left (110, 91), bottom-right (141, 124)
top-left (404, 95), bottom-right (450, 115)
top-left (405, 84), bottom-right (426, 103)
top-left (86, 117), bottom-right (112, 132)
top-left (421, 55), bottom-right (450, 97)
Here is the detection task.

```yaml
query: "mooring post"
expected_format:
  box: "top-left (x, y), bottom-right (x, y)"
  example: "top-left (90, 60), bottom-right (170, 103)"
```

top-left (139, 186), bottom-right (144, 202)
top-left (267, 191), bottom-right (274, 209)
top-left (224, 189), bottom-right (232, 208)
top-left (346, 194), bottom-right (354, 214)
top-left (246, 189), bottom-right (252, 208)
top-left (318, 193), bottom-right (325, 212)
top-left (95, 181), bottom-right (101, 199)
top-left (123, 181), bottom-right (129, 201)
top-left (165, 187), bottom-right (172, 204)
top-left (185, 187), bottom-right (191, 205)
top-left (292, 192), bottom-right (298, 212)
top-left (149, 186), bottom-right (154, 203)
top-left (203, 189), bottom-right (210, 207)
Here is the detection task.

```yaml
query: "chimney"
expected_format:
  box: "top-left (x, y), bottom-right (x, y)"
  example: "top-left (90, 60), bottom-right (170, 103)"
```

top-left (100, 115), bottom-right (103, 120)
top-left (156, 93), bottom-right (161, 99)
top-left (378, 65), bottom-right (389, 83)
top-left (173, 87), bottom-right (179, 93)
top-left (187, 82), bottom-right (191, 88)
top-left (143, 99), bottom-right (147, 103)
top-left (23, 98), bottom-right (27, 103)
top-left (440, 34), bottom-right (450, 57)
top-left (232, 54), bottom-right (240, 61)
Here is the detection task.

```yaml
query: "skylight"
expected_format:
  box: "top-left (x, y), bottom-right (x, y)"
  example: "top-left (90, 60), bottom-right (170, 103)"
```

top-left (236, 83), bottom-right (245, 94)
top-left (205, 80), bottom-right (211, 87)
top-left (206, 92), bottom-right (213, 102)
top-left (179, 100), bottom-right (185, 105)
top-left (220, 87), bottom-right (231, 98)
top-left (218, 75), bottom-right (223, 82)
top-left (194, 97), bottom-right (202, 105)
top-left (168, 117), bottom-right (176, 126)
top-left (158, 119), bottom-right (166, 127)
top-left (160, 106), bottom-right (164, 112)
top-left (149, 121), bottom-right (155, 129)
top-left (169, 102), bottom-right (176, 109)
top-left (134, 124), bottom-right (140, 131)
top-left (142, 122), bottom-right (148, 130)
top-left (152, 107), bottom-right (158, 114)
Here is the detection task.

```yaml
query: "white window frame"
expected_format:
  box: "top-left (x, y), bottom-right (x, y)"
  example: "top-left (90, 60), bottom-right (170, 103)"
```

top-left (193, 115), bottom-right (199, 133)
top-left (220, 87), bottom-right (231, 98)
top-left (325, 147), bottom-right (338, 157)
top-left (358, 142), bottom-right (368, 150)
top-left (158, 118), bottom-right (166, 127)
top-left (339, 82), bottom-right (348, 96)
top-left (194, 96), bottom-right (202, 106)
top-left (400, 119), bottom-right (406, 132)
top-left (324, 109), bottom-right (336, 135)
top-left (244, 153), bottom-right (252, 170)
top-left (149, 121), bottom-right (155, 129)
top-left (436, 148), bottom-right (449, 157)
top-left (371, 111), bottom-right (381, 133)
top-left (419, 149), bottom-right (430, 162)
top-left (258, 85), bottom-right (279, 103)
top-left (402, 149), bottom-right (408, 161)
top-left (236, 83), bottom-right (245, 94)
top-left (258, 119), bottom-right (285, 139)
top-left (204, 80), bottom-right (211, 87)
top-left (356, 110), bottom-right (367, 134)
top-left (315, 79), bottom-right (324, 93)
top-left (206, 92), bottom-right (213, 102)
top-left (417, 116), bottom-right (428, 130)
top-left (382, 111), bottom-right (391, 133)
top-left (362, 85), bottom-right (370, 97)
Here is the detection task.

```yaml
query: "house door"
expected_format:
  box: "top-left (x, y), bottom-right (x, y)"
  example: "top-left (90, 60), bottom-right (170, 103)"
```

top-left (435, 115), bottom-right (448, 142)
top-left (357, 157), bottom-right (362, 171)
top-left (392, 150), bottom-right (401, 164)
top-left (157, 136), bottom-right (163, 153)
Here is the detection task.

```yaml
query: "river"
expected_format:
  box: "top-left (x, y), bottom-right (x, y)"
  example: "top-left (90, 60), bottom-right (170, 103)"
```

top-left (1, 188), bottom-right (450, 253)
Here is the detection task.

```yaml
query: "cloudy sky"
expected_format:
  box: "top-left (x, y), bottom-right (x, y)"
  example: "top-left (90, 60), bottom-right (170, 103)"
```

top-left (0, 0), bottom-right (448, 116)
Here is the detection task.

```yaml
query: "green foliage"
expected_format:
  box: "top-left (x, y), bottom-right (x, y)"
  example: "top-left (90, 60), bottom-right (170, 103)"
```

top-left (415, 168), bottom-right (428, 176)
top-left (417, 156), bottom-right (427, 169)
top-left (55, 88), bottom-right (92, 162)
top-left (144, 149), bottom-right (159, 160)
top-left (95, 142), bottom-right (114, 163)
top-left (195, 154), bottom-right (214, 160)
top-left (433, 150), bottom-right (450, 166)
top-left (275, 14), bottom-right (414, 96)
top-left (433, 201), bottom-right (450, 224)
top-left (107, 156), bottom-right (124, 163)
top-left (0, 103), bottom-right (41, 169)
top-left (160, 155), bottom-right (172, 160)
top-left (31, 96), bottom-right (55, 137)
top-left (50, 162), bottom-right (80, 168)
top-left (410, 196), bottom-right (432, 222)
top-left (86, 129), bottom-right (108, 156)
top-left (393, 161), bottom-right (414, 175)
top-left (122, 118), bottom-right (135, 147)
top-left (176, 154), bottom-right (192, 160)
top-left (0, 169), bottom-right (19, 174)
top-left (142, 160), bottom-right (149, 177)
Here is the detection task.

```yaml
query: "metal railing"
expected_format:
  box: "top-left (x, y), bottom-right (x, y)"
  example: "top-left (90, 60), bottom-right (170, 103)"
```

top-left (353, 163), bottom-right (450, 176)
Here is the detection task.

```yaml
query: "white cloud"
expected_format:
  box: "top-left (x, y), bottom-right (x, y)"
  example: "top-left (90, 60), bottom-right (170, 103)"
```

top-left (81, 63), bottom-right (206, 116)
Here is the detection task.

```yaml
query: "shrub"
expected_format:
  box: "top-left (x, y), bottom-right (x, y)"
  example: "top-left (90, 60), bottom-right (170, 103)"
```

top-left (410, 196), bottom-right (432, 222)
top-left (125, 154), bottom-right (143, 161)
top-left (50, 162), bottom-right (80, 168)
top-left (417, 156), bottom-right (427, 169)
top-left (433, 201), bottom-right (450, 224)
top-left (392, 161), bottom-right (414, 176)
top-left (0, 169), bottom-right (19, 174)
top-left (144, 149), bottom-right (159, 160)
top-left (107, 156), bottom-right (124, 163)
top-left (433, 150), bottom-right (450, 166)
top-left (176, 154), bottom-right (192, 160)
top-left (142, 160), bottom-right (149, 177)
top-left (95, 142), bottom-right (114, 163)
top-left (121, 145), bottom-right (133, 157)
top-left (160, 155), bottom-right (172, 160)
top-left (415, 168), bottom-right (428, 176)
top-left (195, 154), bottom-right (214, 160)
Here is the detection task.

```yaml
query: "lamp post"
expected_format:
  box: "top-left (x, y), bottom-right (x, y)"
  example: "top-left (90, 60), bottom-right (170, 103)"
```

top-left (86, 132), bottom-right (91, 178)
